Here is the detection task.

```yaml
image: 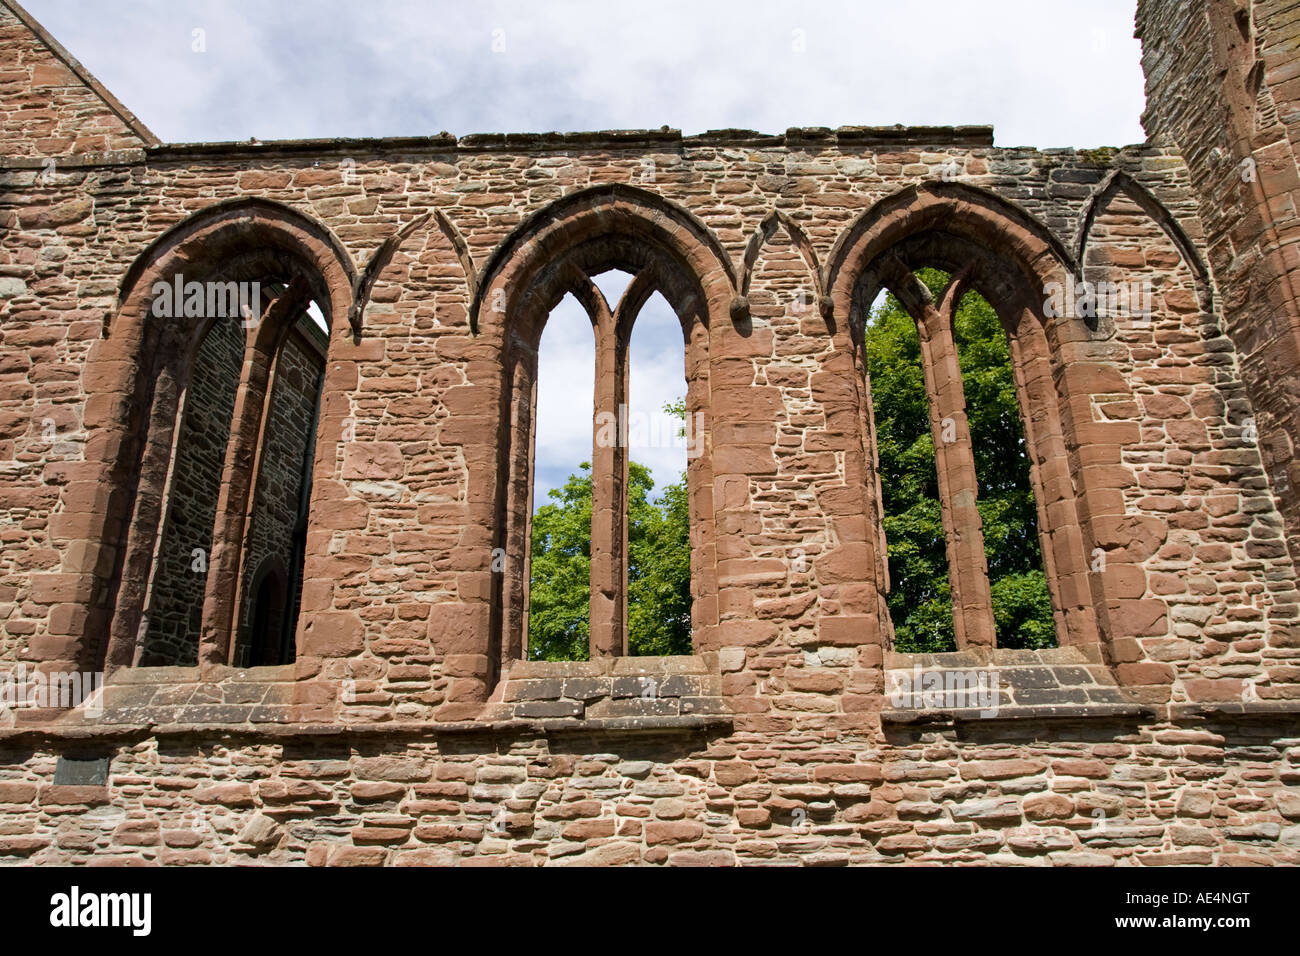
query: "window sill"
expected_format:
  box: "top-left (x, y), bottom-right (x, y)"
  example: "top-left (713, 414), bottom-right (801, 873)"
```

top-left (483, 654), bottom-right (726, 723)
top-left (881, 702), bottom-right (1153, 725)
top-left (0, 713), bottom-right (733, 743)
top-left (1166, 699), bottom-right (1300, 720)
top-left (0, 656), bottom-right (733, 739)
top-left (882, 645), bottom-right (1148, 723)
top-left (104, 664), bottom-right (296, 684)
top-left (85, 663), bottom-right (297, 726)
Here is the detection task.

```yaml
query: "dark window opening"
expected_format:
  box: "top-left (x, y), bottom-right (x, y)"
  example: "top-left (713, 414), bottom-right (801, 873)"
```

top-left (140, 283), bottom-right (327, 668)
top-left (234, 301), bottom-right (327, 666)
top-left (248, 563), bottom-right (288, 667)
top-left (140, 311), bottom-right (244, 666)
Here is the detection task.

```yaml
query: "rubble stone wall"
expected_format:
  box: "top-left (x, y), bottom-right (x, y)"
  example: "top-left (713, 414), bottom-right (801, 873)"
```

top-left (0, 0), bottom-right (1296, 865)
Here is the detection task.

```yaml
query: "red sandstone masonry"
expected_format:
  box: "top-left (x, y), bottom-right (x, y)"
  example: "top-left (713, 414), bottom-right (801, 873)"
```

top-left (1138, 0), bottom-right (1300, 568)
top-left (0, 0), bottom-right (1297, 865)
top-left (0, 2), bottom-right (155, 156)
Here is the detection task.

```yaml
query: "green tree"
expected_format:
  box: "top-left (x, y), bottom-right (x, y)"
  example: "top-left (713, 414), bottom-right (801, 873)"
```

top-left (627, 460), bottom-right (692, 656)
top-left (528, 400), bottom-right (692, 659)
top-left (527, 465), bottom-right (593, 660)
top-left (865, 281), bottom-right (956, 652)
top-left (866, 269), bottom-right (1056, 652)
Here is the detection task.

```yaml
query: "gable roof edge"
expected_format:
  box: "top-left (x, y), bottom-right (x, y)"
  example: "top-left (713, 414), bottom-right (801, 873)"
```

top-left (3, 0), bottom-right (160, 148)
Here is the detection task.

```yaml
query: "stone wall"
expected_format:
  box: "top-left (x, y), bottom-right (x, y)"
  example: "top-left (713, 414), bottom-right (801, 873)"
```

top-left (1077, 185), bottom-right (1297, 701)
top-left (235, 323), bottom-right (326, 663)
top-left (0, 2), bottom-right (154, 157)
top-left (141, 314), bottom-right (243, 666)
top-left (0, 708), bottom-right (1296, 865)
top-left (0, 0), bottom-right (1297, 865)
top-left (6, 137), bottom-right (1279, 709)
top-left (1137, 0), bottom-right (1300, 565)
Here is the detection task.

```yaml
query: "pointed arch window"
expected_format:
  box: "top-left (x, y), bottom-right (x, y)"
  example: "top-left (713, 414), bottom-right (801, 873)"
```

top-left (865, 268), bottom-right (1056, 651)
top-left (836, 187), bottom-right (1104, 653)
top-left (95, 263), bottom-right (332, 671)
top-left (135, 283), bottom-right (327, 667)
top-left (497, 240), bottom-right (711, 666)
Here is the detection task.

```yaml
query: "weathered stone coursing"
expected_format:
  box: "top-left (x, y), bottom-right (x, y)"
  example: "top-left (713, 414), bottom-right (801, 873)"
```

top-left (0, 3), bottom-right (155, 158)
top-left (0, 0), bottom-right (1297, 865)
top-left (1137, 0), bottom-right (1300, 567)
top-left (0, 715), bottom-right (1297, 866)
top-left (7, 137), bottom-right (1283, 703)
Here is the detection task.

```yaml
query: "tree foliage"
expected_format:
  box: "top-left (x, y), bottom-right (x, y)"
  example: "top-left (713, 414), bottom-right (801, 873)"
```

top-left (865, 269), bottom-right (1056, 652)
top-left (529, 289), bottom-right (1060, 661)
top-left (627, 461), bottom-right (692, 656)
top-left (526, 465), bottom-right (594, 661)
top-left (528, 401), bottom-right (692, 660)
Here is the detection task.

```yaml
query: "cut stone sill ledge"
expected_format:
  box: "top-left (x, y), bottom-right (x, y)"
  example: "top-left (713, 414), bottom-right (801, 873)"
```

top-left (883, 644), bottom-right (1137, 717)
top-left (1167, 700), bottom-right (1300, 720)
top-left (0, 713), bottom-right (734, 744)
top-left (881, 702), bottom-right (1154, 725)
top-left (883, 699), bottom-right (1300, 725)
top-left (4, 702), bottom-right (1297, 740)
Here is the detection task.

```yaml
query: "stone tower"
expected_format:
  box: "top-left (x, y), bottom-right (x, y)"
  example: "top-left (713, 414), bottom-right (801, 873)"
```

top-left (1137, 0), bottom-right (1300, 565)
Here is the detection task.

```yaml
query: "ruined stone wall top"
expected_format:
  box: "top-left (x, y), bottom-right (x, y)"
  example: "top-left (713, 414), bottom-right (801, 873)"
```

top-left (0, 1), bottom-right (157, 158)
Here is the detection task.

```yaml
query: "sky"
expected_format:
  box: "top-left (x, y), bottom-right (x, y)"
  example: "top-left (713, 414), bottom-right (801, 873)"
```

top-left (532, 273), bottom-right (689, 507)
top-left (25, 0), bottom-right (1148, 147)
top-left (23, 0), bottom-right (1151, 503)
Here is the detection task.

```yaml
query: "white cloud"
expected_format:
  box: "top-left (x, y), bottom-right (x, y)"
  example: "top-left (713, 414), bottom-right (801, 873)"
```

top-left (533, 283), bottom-right (688, 507)
top-left (26, 0), bottom-right (1147, 147)
top-left (24, 0), bottom-right (1151, 510)
top-left (626, 291), bottom-right (688, 499)
top-left (533, 293), bottom-right (595, 507)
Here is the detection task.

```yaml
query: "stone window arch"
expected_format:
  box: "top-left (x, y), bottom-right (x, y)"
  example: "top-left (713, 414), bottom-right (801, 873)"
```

top-left (474, 186), bottom-right (736, 673)
top-left (828, 183), bottom-right (1111, 652)
top-left (67, 199), bottom-right (355, 674)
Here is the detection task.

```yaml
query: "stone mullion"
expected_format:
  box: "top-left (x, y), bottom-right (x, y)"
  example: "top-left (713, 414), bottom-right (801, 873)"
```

top-left (196, 333), bottom-right (271, 669)
top-left (684, 311), bottom-right (716, 648)
top-left (915, 286), bottom-right (997, 650)
top-left (227, 333), bottom-right (290, 668)
top-left (101, 353), bottom-right (186, 671)
top-left (198, 283), bottom-right (310, 669)
top-left (500, 349), bottom-right (537, 667)
top-left (589, 298), bottom-right (626, 658)
top-left (619, 336), bottom-right (630, 656)
top-left (1004, 302), bottom-right (1100, 648)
